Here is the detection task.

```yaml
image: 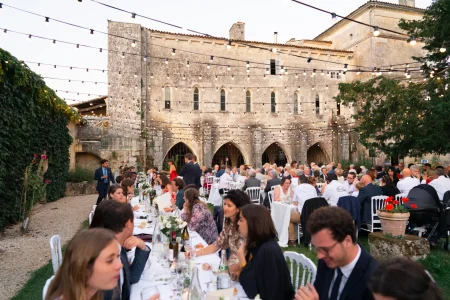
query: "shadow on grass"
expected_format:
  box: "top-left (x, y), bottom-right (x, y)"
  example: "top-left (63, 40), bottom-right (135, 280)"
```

top-left (282, 232), bottom-right (450, 300)
top-left (11, 219), bottom-right (89, 300)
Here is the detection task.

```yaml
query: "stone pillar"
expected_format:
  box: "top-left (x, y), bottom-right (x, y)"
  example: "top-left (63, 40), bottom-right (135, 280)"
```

top-left (203, 127), bottom-right (213, 167)
top-left (251, 128), bottom-right (263, 166)
top-left (152, 130), bottom-right (164, 169)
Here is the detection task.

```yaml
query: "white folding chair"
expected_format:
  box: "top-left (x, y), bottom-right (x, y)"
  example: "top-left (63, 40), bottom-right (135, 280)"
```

top-left (395, 193), bottom-right (407, 205)
top-left (205, 176), bottom-right (214, 195)
top-left (268, 191), bottom-right (274, 205)
top-left (42, 275), bottom-right (55, 299)
top-left (92, 204), bottom-right (97, 212)
top-left (284, 251), bottom-right (317, 289)
top-left (246, 187), bottom-right (261, 204)
top-left (297, 223), bottom-right (303, 244)
top-left (361, 196), bottom-right (388, 232)
top-left (271, 185), bottom-right (276, 191)
top-left (49, 235), bottom-right (62, 274)
top-left (213, 177), bottom-right (220, 184)
top-left (89, 210), bottom-right (94, 225)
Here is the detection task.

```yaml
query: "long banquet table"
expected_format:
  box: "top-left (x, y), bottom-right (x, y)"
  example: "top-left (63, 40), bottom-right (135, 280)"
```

top-left (131, 206), bottom-right (248, 300)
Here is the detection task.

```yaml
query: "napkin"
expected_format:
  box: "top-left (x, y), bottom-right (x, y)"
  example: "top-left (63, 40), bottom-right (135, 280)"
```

top-left (205, 288), bottom-right (234, 300)
top-left (142, 257), bottom-right (172, 281)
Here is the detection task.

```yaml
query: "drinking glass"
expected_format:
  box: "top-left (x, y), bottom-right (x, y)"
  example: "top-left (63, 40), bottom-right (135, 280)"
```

top-left (141, 286), bottom-right (159, 300)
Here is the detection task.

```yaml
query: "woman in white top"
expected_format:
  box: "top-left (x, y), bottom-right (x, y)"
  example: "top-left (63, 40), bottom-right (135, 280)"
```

top-left (237, 170), bottom-right (247, 186)
top-left (274, 177), bottom-right (294, 204)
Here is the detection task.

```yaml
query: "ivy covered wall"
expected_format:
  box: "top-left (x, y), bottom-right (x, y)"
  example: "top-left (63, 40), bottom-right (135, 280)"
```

top-left (0, 48), bottom-right (79, 230)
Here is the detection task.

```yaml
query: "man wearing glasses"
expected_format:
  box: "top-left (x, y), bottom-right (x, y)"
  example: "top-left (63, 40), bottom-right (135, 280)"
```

top-left (295, 207), bottom-right (378, 300)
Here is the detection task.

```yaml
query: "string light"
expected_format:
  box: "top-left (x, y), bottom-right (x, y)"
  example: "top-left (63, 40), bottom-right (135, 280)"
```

top-left (131, 12), bottom-right (136, 18)
top-left (373, 26), bottom-right (380, 37)
top-left (171, 48), bottom-right (176, 56)
top-left (186, 60), bottom-right (190, 67)
top-left (343, 64), bottom-right (348, 72)
top-left (439, 44), bottom-right (446, 53)
top-left (227, 40), bottom-right (232, 49)
top-left (90, 29), bottom-right (94, 35)
top-left (131, 40), bottom-right (136, 47)
top-left (45, 17), bottom-right (50, 23)
top-left (307, 57), bottom-right (312, 63)
top-left (165, 58), bottom-right (169, 64)
top-left (409, 35), bottom-right (416, 46)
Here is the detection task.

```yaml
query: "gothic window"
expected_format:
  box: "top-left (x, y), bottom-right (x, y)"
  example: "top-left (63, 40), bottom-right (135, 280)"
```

top-left (315, 94), bottom-right (320, 115)
top-left (220, 89), bottom-right (226, 111)
top-left (294, 93), bottom-right (299, 114)
top-left (246, 90), bottom-right (251, 113)
top-left (271, 92), bottom-right (276, 113)
top-left (270, 59), bottom-right (276, 75)
top-left (164, 87), bottom-right (171, 109)
top-left (193, 87), bottom-right (199, 110)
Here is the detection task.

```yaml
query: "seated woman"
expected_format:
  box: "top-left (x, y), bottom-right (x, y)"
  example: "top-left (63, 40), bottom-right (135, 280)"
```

top-left (194, 189), bottom-right (251, 274)
top-left (274, 177), bottom-right (294, 204)
top-left (236, 170), bottom-right (247, 186)
top-left (121, 179), bottom-right (139, 211)
top-left (181, 188), bottom-right (218, 244)
top-left (370, 257), bottom-right (443, 300)
top-left (387, 166), bottom-right (400, 186)
top-left (238, 205), bottom-right (294, 300)
top-left (45, 228), bottom-right (122, 300)
top-left (172, 178), bottom-right (185, 210)
top-left (381, 175), bottom-right (401, 197)
top-left (107, 184), bottom-right (125, 202)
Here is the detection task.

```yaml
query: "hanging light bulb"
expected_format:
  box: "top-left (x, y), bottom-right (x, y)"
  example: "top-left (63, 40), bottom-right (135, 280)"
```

top-left (439, 43), bottom-right (446, 53)
top-left (227, 40), bottom-right (232, 49)
top-left (172, 48), bottom-right (176, 56)
top-left (227, 65), bottom-right (231, 71)
top-left (246, 61), bottom-right (250, 68)
top-left (143, 56), bottom-right (148, 62)
top-left (186, 60), bottom-right (190, 67)
top-left (307, 57), bottom-right (312, 63)
top-left (131, 12), bottom-right (136, 18)
top-left (389, 66), bottom-right (393, 74)
top-left (207, 64), bottom-right (211, 69)
top-left (272, 48), bottom-right (277, 53)
top-left (303, 71), bottom-right (306, 76)
top-left (331, 12), bottom-right (337, 23)
top-left (246, 68), bottom-right (250, 73)
top-left (165, 58), bottom-right (169, 64)
top-left (343, 64), bottom-right (348, 72)
top-left (373, 26), bottom-right (380, 37)
top-left (215, 75), bottom-right (218, 80)
top-left (321, 70), bottom-right (324, 76)
top-left (45, 17), bottom-right (50, 23)
top-left (356, 69), bottom-right (361, 75)
top-left (131, 40), bottom-right (136, 47)
top-left (121, 52), bottom-right (125, 58)
top-left (150, 73), bottom-right (153, 78)
top-left (409, 35), bottom-right (416, 46)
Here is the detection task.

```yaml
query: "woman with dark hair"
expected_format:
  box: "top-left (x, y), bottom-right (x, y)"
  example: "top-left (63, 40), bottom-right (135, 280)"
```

top-left (381, 175), bottom-right (401, 197)
top-left (159, 173), bottom-right (172, 193)
top-left (387, 166), bottom-right (400, 186)
top-left (172, 178), bottom-right (185, 210)
top-left (168, 159), bottom-right (178, 181)
top-left (120, 179), bottom-right (139, 211)
top-left (45, 228), bottom-right (124, 300)
top-left (107, 184), bottom-right (125, 202)
top-left (194, 189), bottom-right (251, 274)
top-left (181, 188), bottom-right (218, 244)
top-left (238, 205), bottom-right (294, 300)
top-left (90, 200), bottom-right (115, 229)
top-left (370, 257), bottom-right (443, 300)
top-left (274, 177), bottom-right (294, 204)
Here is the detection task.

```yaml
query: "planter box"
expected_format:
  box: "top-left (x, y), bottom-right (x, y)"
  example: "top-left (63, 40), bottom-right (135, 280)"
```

top-left (368, 232), bottom-right (430, 261)
top-left (65, 181), bottom-right (97, 196)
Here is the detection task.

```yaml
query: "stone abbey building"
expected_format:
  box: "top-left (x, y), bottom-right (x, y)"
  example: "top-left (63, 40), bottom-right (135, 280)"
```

top-left (73, 0), bottom-right (426, 172)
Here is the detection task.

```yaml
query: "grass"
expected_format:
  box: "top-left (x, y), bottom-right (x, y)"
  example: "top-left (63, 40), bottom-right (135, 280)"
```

top-left (282, 231), bottom-right (450, 299)
top-left (11, 219), bottom-right (89, 300)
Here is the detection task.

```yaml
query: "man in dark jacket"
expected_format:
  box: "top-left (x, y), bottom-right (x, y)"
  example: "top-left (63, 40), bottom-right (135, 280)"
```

top-left (243, 169), bottom-right (262, 191)
top-left (91, 201), bottom-right (150, 300)
top-left (263, 169), bottom-right (281, 206)
top-left (295, 206), bottom-right (378, 300)
top-left (358, 175), bottom-right (384, 223)
top-left (178, 153), bottom-right (200, 187)
top-left (94, 159), bottom-right (115, 205)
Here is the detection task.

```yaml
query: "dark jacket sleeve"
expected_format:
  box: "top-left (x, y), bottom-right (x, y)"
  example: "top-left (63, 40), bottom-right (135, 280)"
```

top-left (264, 180), bottom-right (271, 193)
top-left (357, 188), bottom-right (368, 205)
top-left (109, 168), bottom-right (115, 184)
top-left (178, 164), bottom-right (187, 177)
top-left (129, 247), bottom-right (150, 284)
top-left (176, 190), bottom-right (184, 210)
top-left (94, 168), bottom-right (102, 181)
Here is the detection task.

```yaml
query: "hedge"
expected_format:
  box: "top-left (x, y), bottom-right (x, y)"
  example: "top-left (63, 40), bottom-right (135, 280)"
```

top-left (0, 48), bottom-right (79, 231)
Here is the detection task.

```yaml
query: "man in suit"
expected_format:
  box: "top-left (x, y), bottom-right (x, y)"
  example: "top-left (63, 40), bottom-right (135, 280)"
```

top-left (179, 153), bottom-right (201, 188)
top-left (192, 154), bottom-right (202, 188)
top-left (91, 201), bottom-right (151, 300)
top-left (242, 169), bottom-right (262, 191)
top-left (358, 175), bottom-right (384, 223)
top-left (263, 169), bottom-right (281, 206)
top-left (94, 159), bottom-right (115, 205)
top-left (295, 206), bottom-right (378, 300)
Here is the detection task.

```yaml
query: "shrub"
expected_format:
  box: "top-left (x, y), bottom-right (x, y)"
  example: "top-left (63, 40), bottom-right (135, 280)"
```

top-left (67, 167), bottom-right (95, 183)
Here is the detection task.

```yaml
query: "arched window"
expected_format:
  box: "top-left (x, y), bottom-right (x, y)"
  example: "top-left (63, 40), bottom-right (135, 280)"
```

top-left (220, 89), bottom-right (226, 111)
top-left (193, 87), bottom-right (199, 110)
top-left (164, 87), bottom-right (171, 109)
top-left (246, 90), bottom-right (251, 113)
top-left (337, 101), bottom-right (341, 116)
top-left (271, 92), bottom-right (276, 113)
top-left (293, 93), bottom-right (299, 114)
top-left (315, 94), bottom-right (320, 115)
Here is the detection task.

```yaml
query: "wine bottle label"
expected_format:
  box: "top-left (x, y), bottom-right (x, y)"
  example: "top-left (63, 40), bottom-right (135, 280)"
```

top-left (168, 249), bottom-right (174, 261)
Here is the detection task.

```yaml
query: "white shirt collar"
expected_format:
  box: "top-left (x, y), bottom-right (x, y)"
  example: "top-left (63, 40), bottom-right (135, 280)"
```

top-left (339, 245), bottom-right (361, 279)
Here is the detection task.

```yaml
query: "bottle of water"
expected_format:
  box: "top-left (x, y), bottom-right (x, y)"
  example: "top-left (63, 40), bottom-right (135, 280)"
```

top-left (188, 266), bottom-right (203, 300)
top-left (151, 218), bottom-right (162, 254)
top-left (217, 250), bottom-right (231, 289)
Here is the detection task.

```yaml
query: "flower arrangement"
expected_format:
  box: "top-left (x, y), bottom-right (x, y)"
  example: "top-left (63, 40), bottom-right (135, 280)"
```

top-left (379, 196), bottom-right (415, 213)
top-left (137, 171), bottom-right (147, 184)
top-left (158, 215), bottom-right (187, 236)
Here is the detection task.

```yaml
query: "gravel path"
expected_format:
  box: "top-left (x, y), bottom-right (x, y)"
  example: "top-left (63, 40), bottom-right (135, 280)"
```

top-left (0, 194), bottom-right (97, 300)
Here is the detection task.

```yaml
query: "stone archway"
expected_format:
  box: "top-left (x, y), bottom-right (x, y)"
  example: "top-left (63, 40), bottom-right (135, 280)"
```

top-left (212, 142), bottom-right (245, 168)
top-left (262, 142), bottom-right (288, 167)
top-left (75, 152), bottom-right (102, 172)
top-left (164, 142), bottom-right (194, 172)
top-left (307, 143), bottom-right (330, 165)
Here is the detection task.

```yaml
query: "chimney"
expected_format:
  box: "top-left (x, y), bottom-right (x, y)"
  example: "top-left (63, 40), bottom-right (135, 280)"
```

top-left (229, 22), bottom-right (245, 40)
top-left (274, 32), bottom-right (278, 44)
top-left (399, 0), bottom-right (415, 7)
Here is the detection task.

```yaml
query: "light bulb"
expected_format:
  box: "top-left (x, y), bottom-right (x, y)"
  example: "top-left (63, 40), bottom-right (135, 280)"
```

top-left (131, 40), bottom-right (136, 47)
top-left (439, 44), bottom-right (446, 53)
top-left (409, 35), bottom-right (416, 46)
top-left (373, 26), bottom-right (380, 37)
top-left (227, 40), bottom-right (232, 49)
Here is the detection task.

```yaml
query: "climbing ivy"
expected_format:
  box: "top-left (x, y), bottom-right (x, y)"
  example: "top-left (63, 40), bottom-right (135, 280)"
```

top-left (0, 48), bottom-right (79, 230)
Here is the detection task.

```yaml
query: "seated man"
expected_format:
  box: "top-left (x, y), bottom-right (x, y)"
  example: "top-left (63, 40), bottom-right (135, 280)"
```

top-left (397, 168), bottom-right (420, 194)
top-left (91, 200), bottom-right (150, 300)
top-left (218, 168), bottom-right (233, 194)
top-left (358, 175), bottom-right (383, 223)
top-left (429, 167), bottom-right (450, 200)
top-left (295, 207), bottom-right (378, 300)
top-left (323, 173), bottom-right (348, 206)
top-left (289, 175), bottom-right (317, 246)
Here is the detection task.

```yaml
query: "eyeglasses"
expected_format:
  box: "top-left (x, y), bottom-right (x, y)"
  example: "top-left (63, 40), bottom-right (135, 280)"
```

top-left (312, 241), bottom-right (339, 256)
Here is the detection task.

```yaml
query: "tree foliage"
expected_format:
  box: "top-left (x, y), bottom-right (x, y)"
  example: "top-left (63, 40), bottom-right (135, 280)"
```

top-left (0, 48), bottom-right (78, 230)
top-left (336, 0), bottom-right (450, 158)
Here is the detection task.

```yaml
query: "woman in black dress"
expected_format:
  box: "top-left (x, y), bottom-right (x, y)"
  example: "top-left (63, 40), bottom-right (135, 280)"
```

top-left (237, 205), bottom-right (294, 300)
top-left (387, 166), bottom-right (399, 186)
top-left (381, 175), bottom-right (401, 197)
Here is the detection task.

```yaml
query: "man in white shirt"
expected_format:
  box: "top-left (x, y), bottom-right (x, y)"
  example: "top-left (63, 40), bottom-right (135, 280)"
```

top-left (343, 172), bottom-right (357, 195)
top-left (323, 173), bottom-right (348, 206)
top-left (218, 168), bottom-right (232, 195)
top-left (429, 168), bottom-right (450, 200)
top-left (289, 175), bottom-right (317, 246)
top-left (397, 168), bottom-right (420, 194)
top-left (230, 166), bottom-right (239, 182)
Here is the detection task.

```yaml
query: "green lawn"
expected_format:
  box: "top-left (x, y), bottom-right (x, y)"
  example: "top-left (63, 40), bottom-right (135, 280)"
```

top-left (283, 231), bottom-right (450, 299)
top-left (11, 220), bottom-right (89, 300)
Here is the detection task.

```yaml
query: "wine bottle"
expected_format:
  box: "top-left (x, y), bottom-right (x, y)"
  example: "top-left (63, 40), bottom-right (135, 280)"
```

top-left (169, 231), bottom-right (177, 261)
top-left (173, 235), bottom-right (179, 261)
top-left (180, 226), bottom-right (190, 252)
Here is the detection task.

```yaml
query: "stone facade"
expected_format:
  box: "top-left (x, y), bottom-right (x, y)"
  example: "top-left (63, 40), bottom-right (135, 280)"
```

top-left (74, 1), bottom-right (428, 171)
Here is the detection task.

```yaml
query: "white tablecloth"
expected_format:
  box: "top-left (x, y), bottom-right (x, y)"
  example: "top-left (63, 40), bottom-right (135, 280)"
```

top-left (208, 183), bottom-right (222, 206)
top-left (130, 230), bottom-right (248, 300)
top-left (270, 202), bottom-right (297, 247)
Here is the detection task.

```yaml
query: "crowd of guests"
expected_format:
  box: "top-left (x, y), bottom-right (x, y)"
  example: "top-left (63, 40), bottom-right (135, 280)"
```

top-left (50, 157), bottom-right (447, 300)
